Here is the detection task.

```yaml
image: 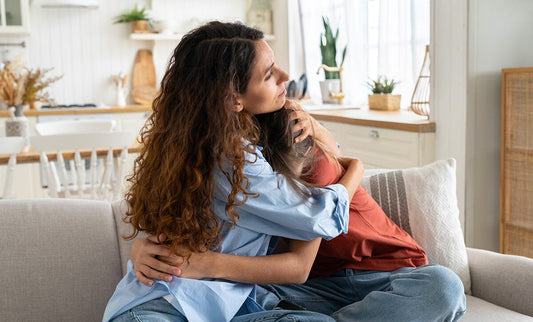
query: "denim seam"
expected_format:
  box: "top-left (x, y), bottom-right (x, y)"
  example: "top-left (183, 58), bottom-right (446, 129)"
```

top-left (129, 310), bottom-right (143, 322)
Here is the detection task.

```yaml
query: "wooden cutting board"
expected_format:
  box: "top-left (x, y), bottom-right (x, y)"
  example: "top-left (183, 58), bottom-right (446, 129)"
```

top-left (131, 49), bottom-right (157, 105)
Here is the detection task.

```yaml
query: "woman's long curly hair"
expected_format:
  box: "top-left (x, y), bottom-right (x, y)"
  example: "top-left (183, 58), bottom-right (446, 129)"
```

top-left (124, 21), bottom-right (264, 255)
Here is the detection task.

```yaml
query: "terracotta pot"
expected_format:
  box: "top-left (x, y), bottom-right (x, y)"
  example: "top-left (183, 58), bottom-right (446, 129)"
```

top-left (131, 20), bottom-right (148, 33)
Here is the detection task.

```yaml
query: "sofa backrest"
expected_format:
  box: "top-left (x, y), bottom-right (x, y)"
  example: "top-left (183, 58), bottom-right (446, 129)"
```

top-left (0, 199), bottom-right (123, 322)
top-left (111, 200), bottom-right (148, 274)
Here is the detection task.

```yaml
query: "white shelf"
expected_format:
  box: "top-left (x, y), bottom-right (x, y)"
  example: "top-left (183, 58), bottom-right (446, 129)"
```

top-left (130, 33), bottom-right (275, 42)
top-left (129, 33), bottom-right (183, 41)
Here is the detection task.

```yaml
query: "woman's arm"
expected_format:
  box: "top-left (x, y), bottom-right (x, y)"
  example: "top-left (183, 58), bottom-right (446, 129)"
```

top-left (131, 236), bottom-right (321, 285)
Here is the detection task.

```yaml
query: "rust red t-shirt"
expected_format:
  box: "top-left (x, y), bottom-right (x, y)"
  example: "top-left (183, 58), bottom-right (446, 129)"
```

top-left (305, 151), bottom-right (428, 277)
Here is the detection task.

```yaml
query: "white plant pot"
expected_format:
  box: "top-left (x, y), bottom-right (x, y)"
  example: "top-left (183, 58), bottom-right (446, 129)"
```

top-left (320, 79), bottom-right (341, 104)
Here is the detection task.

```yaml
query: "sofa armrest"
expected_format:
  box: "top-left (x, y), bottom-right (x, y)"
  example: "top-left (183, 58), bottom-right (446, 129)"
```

top-left (467, 247), bottom-right (533, 317)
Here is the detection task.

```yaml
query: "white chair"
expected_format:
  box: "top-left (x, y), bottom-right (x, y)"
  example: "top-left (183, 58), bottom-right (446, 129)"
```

top-left (30, 132), bottom-right (137, 200)
top-left (0, 137), bottom-right (26, 199)
top-left (35, 119), bottom-right (116, 135)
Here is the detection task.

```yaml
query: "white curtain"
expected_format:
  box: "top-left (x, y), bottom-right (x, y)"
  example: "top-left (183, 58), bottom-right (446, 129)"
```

top-left (297, 0), bottom-right (430, 108)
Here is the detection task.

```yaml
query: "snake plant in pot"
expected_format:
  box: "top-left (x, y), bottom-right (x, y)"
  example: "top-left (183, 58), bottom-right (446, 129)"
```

top-left (319, 17), bottom-right (347, 104)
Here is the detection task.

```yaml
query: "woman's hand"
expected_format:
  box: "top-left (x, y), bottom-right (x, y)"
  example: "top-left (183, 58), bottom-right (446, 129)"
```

top-left (285, 100), bottom-right (312, 143)
top-left (130, 235), bottom-right (181, 286)
top-left (284, 100), bottom-right (342, 156)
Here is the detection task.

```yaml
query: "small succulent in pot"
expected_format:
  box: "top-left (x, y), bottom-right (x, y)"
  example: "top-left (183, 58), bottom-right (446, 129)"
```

top-left (367, 76), bottom-right (399, 94)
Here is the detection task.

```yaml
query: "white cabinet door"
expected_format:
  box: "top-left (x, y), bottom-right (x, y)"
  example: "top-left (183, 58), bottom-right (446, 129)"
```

top-left (320, 121), bottom-right (435, 169)
top-left (0, 0), bottom-right (30, 34)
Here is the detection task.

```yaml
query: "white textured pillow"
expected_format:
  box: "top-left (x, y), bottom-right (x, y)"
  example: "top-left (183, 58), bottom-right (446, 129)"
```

top-left (360, 159), bottom-right (471, 293)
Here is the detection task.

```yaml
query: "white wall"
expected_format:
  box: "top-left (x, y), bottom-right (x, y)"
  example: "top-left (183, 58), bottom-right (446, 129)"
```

top-left (466, 0), bottom-right (533, 251)
top-left (431, 0), bottom-right (468, 234)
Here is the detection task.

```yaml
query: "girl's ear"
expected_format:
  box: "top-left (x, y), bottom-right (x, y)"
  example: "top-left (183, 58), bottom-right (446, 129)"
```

top-left (233, 95), bottom-right (244, 112)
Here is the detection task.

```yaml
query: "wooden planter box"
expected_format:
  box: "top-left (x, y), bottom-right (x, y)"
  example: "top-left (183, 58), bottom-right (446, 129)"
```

top-left (368, 94), bottom-right (401, 111)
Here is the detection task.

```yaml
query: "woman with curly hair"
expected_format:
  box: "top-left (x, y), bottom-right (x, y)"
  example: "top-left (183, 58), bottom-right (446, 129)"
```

top-left (103, 21), bottom-right (363, 322)
top-left (132, 107), bottom-right (466, 321)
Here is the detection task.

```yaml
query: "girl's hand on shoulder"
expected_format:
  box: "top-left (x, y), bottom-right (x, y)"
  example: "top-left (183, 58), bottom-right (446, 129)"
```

top-left (130, 234), bottom-right (181, 286)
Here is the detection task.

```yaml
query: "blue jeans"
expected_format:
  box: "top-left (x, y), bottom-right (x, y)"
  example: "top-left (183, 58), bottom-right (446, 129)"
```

top-left (258, 265), bottom-right (466, 322)
top-left (110, 297), bottom-right (335, 322)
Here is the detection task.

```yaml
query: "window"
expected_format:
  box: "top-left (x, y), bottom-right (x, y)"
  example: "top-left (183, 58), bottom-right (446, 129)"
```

top-left (297, 0), bottom-right (430, 108)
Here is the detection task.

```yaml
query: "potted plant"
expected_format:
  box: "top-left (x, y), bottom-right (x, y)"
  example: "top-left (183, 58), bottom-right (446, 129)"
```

top-left (367, 76), bottom-right (401, 111)
top-left (114, 5), bottom-right (151, 33)
top-left (319, 17), bottom-right (347, 104)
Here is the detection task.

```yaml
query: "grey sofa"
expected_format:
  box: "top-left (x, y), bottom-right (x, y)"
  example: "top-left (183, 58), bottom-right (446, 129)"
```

top-left (1, 198), bottom-right (532, 322)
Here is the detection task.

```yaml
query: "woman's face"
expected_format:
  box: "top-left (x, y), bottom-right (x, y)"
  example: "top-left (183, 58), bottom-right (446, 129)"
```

top-left (237, 40), bottom-right (289, 115)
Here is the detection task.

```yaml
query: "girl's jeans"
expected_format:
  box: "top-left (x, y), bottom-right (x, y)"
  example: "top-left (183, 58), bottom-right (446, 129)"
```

top-left (258, 264), bottom-right (466, 322)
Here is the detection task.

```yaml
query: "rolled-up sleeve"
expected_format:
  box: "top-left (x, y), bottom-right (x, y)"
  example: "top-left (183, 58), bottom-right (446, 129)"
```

top-left (213, 151), bottom-right (350, 241)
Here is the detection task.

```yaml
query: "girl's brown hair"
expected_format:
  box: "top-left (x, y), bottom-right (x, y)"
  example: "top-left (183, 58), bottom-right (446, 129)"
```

top-left (254, 108), bottom-right (318, 198)
top-left (124, 21), bottom-right (264, 254)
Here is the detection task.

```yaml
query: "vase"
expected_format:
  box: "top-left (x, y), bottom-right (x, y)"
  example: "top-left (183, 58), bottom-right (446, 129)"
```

top-left (5, 105), bottom-right (30, 147)
top-left (319, 79), bottom-right (341, 104)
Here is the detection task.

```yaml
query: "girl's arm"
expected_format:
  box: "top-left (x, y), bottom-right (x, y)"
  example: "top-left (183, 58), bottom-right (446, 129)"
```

top-left (131, 235), bottom-right (321, 285)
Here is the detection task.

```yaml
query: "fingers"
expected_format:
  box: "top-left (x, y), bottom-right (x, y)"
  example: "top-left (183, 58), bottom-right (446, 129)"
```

top-left (147, 233), bottom-right (167, 244)
top-left (135, 270), bottom-right (155, 286)
top-left (284, 99), bottom-right (304, 111)
top-left (133, 255), bottom-right (183, 286)
top-left (290, 110), bottom-right (312, 143)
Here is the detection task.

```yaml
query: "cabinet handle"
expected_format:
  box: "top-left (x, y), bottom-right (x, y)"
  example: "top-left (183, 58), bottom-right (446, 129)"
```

top-left (369, 130), bottom-right (379, 138)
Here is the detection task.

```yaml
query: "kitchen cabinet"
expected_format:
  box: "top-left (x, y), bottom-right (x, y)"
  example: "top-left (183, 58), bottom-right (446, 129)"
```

top-left (319, 120), bottom-right (435, 169)
top-left (0, 0), bottom-right (30, 34)
top-left (308, 108), bottom-right (436, 169)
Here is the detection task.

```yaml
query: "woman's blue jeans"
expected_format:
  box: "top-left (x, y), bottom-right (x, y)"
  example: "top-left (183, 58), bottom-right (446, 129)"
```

top-left (112, 265), bottom-right (465, 321)
top-left (258, 264), bottom-right (466, 322)
top-left (110, 297), bottom-right (335, 322)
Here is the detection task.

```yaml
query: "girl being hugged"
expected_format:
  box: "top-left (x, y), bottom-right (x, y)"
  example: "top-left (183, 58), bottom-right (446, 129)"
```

top-left (104, 21), bottom-right (362, 322)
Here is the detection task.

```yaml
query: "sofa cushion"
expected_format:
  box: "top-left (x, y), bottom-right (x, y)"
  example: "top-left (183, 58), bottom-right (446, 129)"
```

top-left (361, 159), bottom-right (471, 293)
top-left (0, 199), bottom-right (123, 322)
top-left (463, 295), bottom-right (533, 321)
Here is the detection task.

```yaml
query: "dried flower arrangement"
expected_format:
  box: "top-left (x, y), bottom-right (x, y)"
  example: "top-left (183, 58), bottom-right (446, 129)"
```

top-left (0, 62), bottom-right (62, 109)
top-left (22, 68), bottom-right (63, 109)
top-left (0, 63), bottom-right (27, 106)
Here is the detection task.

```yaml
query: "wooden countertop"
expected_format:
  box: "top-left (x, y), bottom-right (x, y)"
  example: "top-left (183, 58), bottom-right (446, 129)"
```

top-left (308, 108), bottom-right (435, 133)
top-left (0, 105), bottom-right (151, 117)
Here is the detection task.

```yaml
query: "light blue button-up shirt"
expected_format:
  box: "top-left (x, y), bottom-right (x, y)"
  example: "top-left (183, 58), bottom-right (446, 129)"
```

top-left (103, 146), bottom-right (349, 322)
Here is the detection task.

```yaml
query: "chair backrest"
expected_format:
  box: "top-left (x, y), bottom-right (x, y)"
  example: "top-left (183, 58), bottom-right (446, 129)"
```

top-left (35, 119), bottom-right (116, 135)
top-left (0, 137), bottom-right (26, 199)
top-left (30, 132), bottom-right (137, 201)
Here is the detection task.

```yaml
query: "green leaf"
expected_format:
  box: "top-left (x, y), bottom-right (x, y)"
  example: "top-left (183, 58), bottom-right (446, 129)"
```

top-left (319, 16), bottom-right (346, 79)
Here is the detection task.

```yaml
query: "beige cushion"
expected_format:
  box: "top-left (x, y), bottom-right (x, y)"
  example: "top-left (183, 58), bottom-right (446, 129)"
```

top-left (0, 199), bottom-right (123, 322)
top-left (464, 295), bottom-right (533, 322)
top-left (361, 159), bottom-right (471, 293)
